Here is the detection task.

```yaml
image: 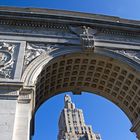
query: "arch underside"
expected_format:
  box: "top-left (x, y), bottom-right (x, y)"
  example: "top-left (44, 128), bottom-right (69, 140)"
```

top-left (35, 52), bottom-right (140, 124)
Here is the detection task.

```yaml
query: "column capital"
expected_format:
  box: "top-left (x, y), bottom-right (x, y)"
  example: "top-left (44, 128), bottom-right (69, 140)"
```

top-left (18, 87), bottom-right (34, 104)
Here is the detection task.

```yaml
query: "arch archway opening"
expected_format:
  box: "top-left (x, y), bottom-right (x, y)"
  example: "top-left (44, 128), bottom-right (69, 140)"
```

top-left (33, 52), bottom-right (140, 139)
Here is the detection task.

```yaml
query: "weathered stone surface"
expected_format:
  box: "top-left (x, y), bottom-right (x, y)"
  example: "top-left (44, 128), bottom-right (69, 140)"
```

top-left (0, 99), bottom-right (17, 140)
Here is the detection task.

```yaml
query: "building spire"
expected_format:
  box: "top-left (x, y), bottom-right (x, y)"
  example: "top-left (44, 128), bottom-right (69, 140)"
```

top-left (64, 94), bottom-right (75, 109)
top-left (58, 95), bottom-right (102, 140)
top-left (64, 94), bottom-right (71, 103)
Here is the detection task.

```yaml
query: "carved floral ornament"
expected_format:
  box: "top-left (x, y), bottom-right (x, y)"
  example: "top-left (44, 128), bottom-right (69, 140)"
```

top-left (114, 50), bottom-right (140, 63)
top-left (24, 43), bottom-right (59, 67)
top-left (0, 42), bottom-right (17, 78)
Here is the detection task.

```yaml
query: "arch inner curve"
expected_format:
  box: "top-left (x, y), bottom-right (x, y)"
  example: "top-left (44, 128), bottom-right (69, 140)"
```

top-left (35, 52), bottom-right (140, 124)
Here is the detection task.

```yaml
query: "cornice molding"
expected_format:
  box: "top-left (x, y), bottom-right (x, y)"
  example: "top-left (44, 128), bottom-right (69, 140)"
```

top-left (100, 28), bottom-right (140, 37)
top-left (0, 19), bottom-right (139, 42)
top-left (0, 7), bottom-right (139, 33)
top-left (0, 18), bottom-right (69, 30)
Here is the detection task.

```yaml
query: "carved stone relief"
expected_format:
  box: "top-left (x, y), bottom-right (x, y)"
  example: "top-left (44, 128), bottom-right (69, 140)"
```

top-left (113, 50), bottom-right (140, 63)
top-left (80, 26), bottom-right (97, 51)
top-left (0, 42), bottom-right (18, 79)
top-left (24, 43), bottom-right (59, 68)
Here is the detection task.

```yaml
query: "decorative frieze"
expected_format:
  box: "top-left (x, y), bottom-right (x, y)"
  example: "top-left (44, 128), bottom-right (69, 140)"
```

top-left (0, 23), bottom-right (77, 38)
top-left (96, 34), bottom-right (140, 44)
top-left (69, 25), bottom-right (140, 45)
top-left (101, 28), bottom-right (140, 37)
top-left (0, 19), bottom-right (69, 29)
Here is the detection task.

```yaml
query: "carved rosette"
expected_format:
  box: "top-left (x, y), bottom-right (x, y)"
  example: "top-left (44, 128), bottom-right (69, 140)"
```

top-left (0, 42), bottom-right (17, 79)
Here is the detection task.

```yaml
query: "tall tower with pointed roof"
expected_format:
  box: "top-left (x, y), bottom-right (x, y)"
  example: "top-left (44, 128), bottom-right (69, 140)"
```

top-left (58, 95), bottom-right (102, 140)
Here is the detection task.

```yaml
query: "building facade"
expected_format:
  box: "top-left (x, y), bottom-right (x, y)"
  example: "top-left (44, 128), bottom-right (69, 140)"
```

top-left (58, 95), bottom-right (102, 140)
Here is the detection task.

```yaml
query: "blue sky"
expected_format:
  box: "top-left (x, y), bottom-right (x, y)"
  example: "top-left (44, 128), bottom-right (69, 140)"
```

top-left (0, 0), bottom-right (140, 20)
top-left (0, 1), bottom-right (139, 140)
top-left (33, 93), bottom-right (137, 140)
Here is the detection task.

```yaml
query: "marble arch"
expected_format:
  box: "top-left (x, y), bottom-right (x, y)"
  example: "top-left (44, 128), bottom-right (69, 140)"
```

top-left (27, 48), bottom-right (140, 140)
top-left (0, 7), bottom-right (139, 140)
top-left (35, 51), bottom-right (140, 121)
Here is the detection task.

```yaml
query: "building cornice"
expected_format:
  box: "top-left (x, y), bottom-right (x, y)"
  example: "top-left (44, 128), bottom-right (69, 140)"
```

top-left (0, 6), bottom-right (139, 33)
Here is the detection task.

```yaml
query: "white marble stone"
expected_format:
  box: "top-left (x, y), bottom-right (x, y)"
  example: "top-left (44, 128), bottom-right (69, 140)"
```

top-left (0, 99), bottom-right (17, 140)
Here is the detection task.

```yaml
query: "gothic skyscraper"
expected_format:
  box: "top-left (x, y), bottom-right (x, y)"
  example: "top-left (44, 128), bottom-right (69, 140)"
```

top-left (58, 95), bottom-right (102, 140)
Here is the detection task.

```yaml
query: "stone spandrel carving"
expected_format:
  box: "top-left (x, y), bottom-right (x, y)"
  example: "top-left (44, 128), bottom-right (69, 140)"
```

top-left (0, 42), bottom-right (17, 79)
top-left (24, 43), bottom-right (59, 67)
top-left (114, 50), bottom-right (140, 63)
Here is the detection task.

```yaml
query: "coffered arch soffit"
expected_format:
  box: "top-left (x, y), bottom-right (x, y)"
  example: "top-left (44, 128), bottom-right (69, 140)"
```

top-left (22, 48), bottom-right (140, 124)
